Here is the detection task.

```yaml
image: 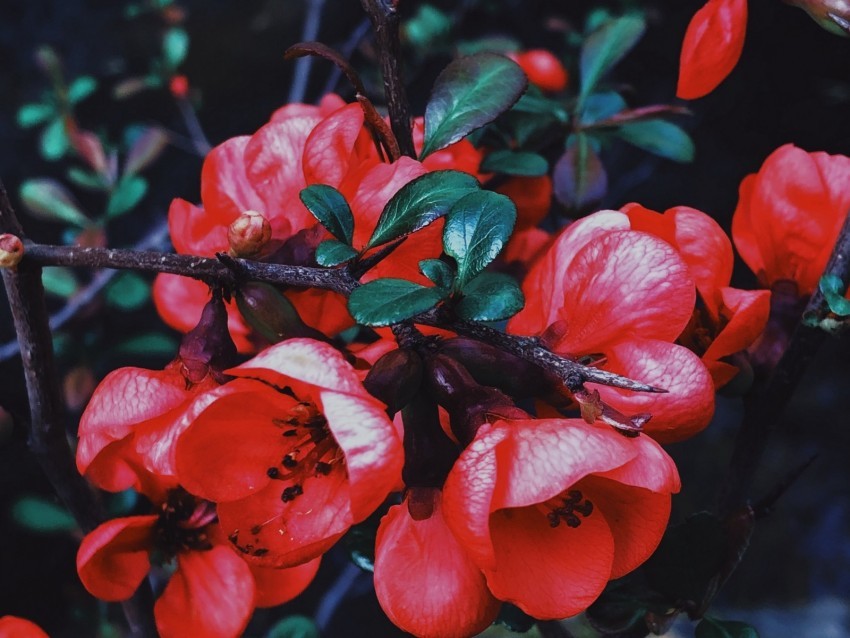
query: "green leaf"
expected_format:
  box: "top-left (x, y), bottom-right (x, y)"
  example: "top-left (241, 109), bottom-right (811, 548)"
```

top-left (368, 170), bottom-right (480, 248)
top-left (68, 76), bottom-right (98, 104)
top-left (20, 178), bottom-right (90, 227)
top-left (403, 4), bottom-right (451, 49)
top-left (67, 167), bottom-right (107, 191)
top-left (579, 15), bottom-right (646, 106)
top-left (112, 332), bottom-right (178, 358)
top-left (456, 272), bottom-right (524, 321)
top-left (16, 103), bottom-right (55, 128)
top-left (163, 28), bottom-right (189, 69)
top-left (819, 274), bottom-right (850, 316)
top-left (419, 259), bottom-right (454, 289)
top-left (40, 117), bottom-right (70, 161)
top-left (12, 496), bottom-right (77, 533)
top-left (107, 175), bottom-right (148, 217)
top-left (124, 126), bottom-right (169, 175)
top-left (105, 272), bottom-right (150, 310)
top-left (480, 150), bottom-right (548, 176)
top-left (553, 134), bottom-right (608, 209)
top-left (580, 91), bottom-right (627, 124)
top-left (444, 191), bottom-right (516, 288)
top-left (510, 90), bottom-right (569, 121)
top-left (42, 267), bottom-right (79, 298)
top-left (299, 184), bottom-right (355, 244)
top-left (266, 616), bottom-right (320, 638)
top-left (456, 36), bottom-right (521, 56)
top-left (422, 53), bottom-right (528, 158)
top-left (696, 617), bottom-right (760, 638)
top-left (348, 279), bottom-right (448, 326)
top-left (617, 119), bottom-right (695, 163)
top-left (316, 240), bottom-right (358, 267)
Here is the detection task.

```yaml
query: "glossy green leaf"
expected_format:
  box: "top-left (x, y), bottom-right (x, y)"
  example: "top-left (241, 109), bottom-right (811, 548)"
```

top-left (300, 184), bottom-right (355, 244)
top-left (579, 15), bottom-right (646, 106)
top-left (125, 126), bottom-right (169, 175)
top-left (368, 170), bottom-right (480, 248)
top-left (444, 191), bottom-right (516, 288)
top-left (266, 616), bottom-right (320, 638)
top-left (419, 259), bottom-right (454, 289)
top-left (163, 28), bottom-right (189, 69)
top-left (42, 267), bottom-right (79, 298)
top-left (553, 134), bottom-right (608, 209)
top-left (819, 274), bottom-right (850, 316)
top-left (696, 618), bottom-right (760, 638)
top-left (16, 103), bottom-right (55, 128)
top-left (348, 279), bottom-right (448, 326)
top-left (617, 119), bottom-right (695, 163)
top-left (107, 175), bottom-right (148, 217)
top-left (20, 178), bottom-right (89, 227)
top-left (105, 272), bottom-right (150, 310)
top-left (12, 497), bottom-right (77, 533)
top-left (315, 240), bottom-right (358, 267)
top-left (68, 76), bottom-right (98, 104)
top-left (480, 150), bottom-right (548, 176)
top-left (40, 117), bottom-right (70, 161)
top-left (421, 53), bottom-right (528, 158)
top-left (456, 272), bottom-right (524, 321)
top-left (67, 167), bottom-right (107, 191)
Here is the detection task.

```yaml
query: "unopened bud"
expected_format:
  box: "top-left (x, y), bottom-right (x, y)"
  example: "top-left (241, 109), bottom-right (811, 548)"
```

top-left (179, 291), bottom-right (237, 383)
top-left (363, 349), bottom-right (423, 414)
top-left (227, 210), bottom-right (271, 258)
top-left (0, 234), bottom-right (24, 269)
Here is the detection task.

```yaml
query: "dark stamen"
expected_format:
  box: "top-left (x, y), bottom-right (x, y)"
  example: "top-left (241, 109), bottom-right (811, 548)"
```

top-left (281, 484), bottom-right (304, 502)
top-left (267, 467), bottom-right (280, 478)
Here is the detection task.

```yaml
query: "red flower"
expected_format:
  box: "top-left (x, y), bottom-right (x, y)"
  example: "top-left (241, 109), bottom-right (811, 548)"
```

top-left (441, 418), bottom-right (680, 619)
top-left (77, 487), bottom-right (319, 638)
top-left (507, 49), bottom-right (569, 93)
top-left (374, 489), bottom-right (501, 638)
top-left (175, 339), bottom-right (403, 567)
top-left (622, 203), bottom-right (770, 387)
top-left (677, 0), bottom-right (748, 99)
top-left (508, 212), bottom-right (714, 442)
top-left (0, 616), bottom-right (50, 638)
top-left (732, 143), bottom-right (850, 295)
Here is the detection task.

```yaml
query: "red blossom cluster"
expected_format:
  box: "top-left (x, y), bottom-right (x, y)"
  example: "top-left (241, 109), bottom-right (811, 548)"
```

top-left (71, 84), bottom-right (849, 638)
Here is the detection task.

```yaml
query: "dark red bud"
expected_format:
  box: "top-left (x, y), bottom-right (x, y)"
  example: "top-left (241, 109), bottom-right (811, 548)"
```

top-left (400, 392), bottom-right (458, 489)
top-left (178, 291), bottom-right (237, 384)
top-left (0, 234), bottom-right (24, 269)
top-left (363, 349), bottom-right (423, 414)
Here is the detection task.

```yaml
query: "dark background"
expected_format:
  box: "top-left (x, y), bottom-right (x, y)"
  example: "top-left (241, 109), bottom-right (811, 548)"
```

top-left (2, 0), bottom-right (850, 635)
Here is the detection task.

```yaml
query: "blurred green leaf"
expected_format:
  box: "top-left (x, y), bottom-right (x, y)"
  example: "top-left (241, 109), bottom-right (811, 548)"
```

top-left (125, 126), bottom-right (169, 175)
top-left (12, 496), bottom-right (77, 533)
top-left (456, 36), bottom-right (521, 56)
top-left (819, 274), bottom-right (850, 316)
top-left (456, 272), bottom-right (524, 322)
top-left (419, 259), bottom-right (454, 289)
top-left (163, 28), bottom-right (189, 69)
top-left (68, 76), bottom-right (98, 104)
top-left (106, 489), bottom-right (139, 517)
top-left (696, 617), bottom-right (759, 638)
top-left (300, 184), bottom-right (355, 244)
top-left (315, 240), bottom-right (358, 267)
top-left (349, 279), bottom-right (447, 326)
top-left (112, 332), bottom-right (178, 357)
top-left (579, 15), bottom-right (646, 106)
top-left (404, 4), bottom-right (451, 49)
top-left (480, 150), bottom-right (548, 176)
top-left (41, 267), bottom-right (79, 298)
top-left (266, 616), bottom-right (320, 638)
top-left (16, 103), bottom-right (55, 128)
top-left (617, 120), bottom-right (695, 163)
top-left (20, 178), bottom-right (90, 227)
top-left (422, 53), bottom-right (528, 158)
top-left (107, 175), bottom-right (148, 217)
top-left (40, 117), bottom-right (70, 161)
top-left (67, 167), bottom-right (107, 191)
top-left (105, 272), bottom-right (150, 310)
top-left (580, 91), bottom-right (627, 124)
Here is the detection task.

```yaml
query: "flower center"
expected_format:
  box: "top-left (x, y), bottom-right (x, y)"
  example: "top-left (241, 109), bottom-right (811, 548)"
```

top-left (544, 490), bottom-right (594, 528)
top-left (152, 488), bottom-right (216, 558)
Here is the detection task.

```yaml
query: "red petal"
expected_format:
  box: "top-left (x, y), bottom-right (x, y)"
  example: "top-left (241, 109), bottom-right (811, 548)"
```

top-left (167, 198), bottom-right (229, 256)
top-left (677, 0), bottom-right (748, 100)
top-left (200, 136), bottom-right (264, 223)
top-left (374, 497), bottom-right (500, 638)
top-left (303, 103), bottom-right (365, 188)
top-left (250, 558), bottom-right (320, 607)
top-left (592, 339), bottom-right (715, 443)
top-left (496, 176), bottom-right (552, 230)
top-left (284, 288), bottom-right (353, 337)
top-left (154, 546), bottom-right (255, 638)
top-left (485, 502), bottom-right (614, 619)
top-left (731, 174), bottom-right (764, 282)
top-left (594, 432), bottom-right (681, 494)
top-left (670, 206), bottom-right (734, 306)
top-left (0, 616), bottom-right (50, 638)
top-left (76, 516), bottom-right (155, 601)
top-left (703, 287), bottom-right (771, 380)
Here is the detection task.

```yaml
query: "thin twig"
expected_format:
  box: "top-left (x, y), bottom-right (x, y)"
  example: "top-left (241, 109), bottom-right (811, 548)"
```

top-left (288, 0), bottom-right (328, 104)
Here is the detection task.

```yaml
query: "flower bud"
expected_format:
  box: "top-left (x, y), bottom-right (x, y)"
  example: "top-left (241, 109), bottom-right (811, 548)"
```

top-left (178, 291), bottom-right (237, 383)
top-left (0, 234), bottom-right (24, 269)
top-left (227, 210), bottom-right (271, 258)
top-left (363, 348), bottom-right (423, 414)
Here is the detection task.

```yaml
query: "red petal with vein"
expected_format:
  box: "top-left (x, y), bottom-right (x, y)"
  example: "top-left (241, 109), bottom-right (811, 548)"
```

top-left (677, 0), bottom-right (748, 100)
top-left (485, 503), bottom-right (614, 619)
top-left (302, 103), bottom-right (365, 188)
top-left (374, 497), bottom-right (501, 638)
top-left (154, 546), bottom-right (255, 638)
top-left (175, 380), bottom-right (300, 502)
top-left (217, 468), bottom-right (351, 568)
top-left (555, 231), bottom-right (695, 353)
top-left (509, 210), bottom-right (630, 335)
top-left (250, 558), bottom-right (320, 607)
top-left (200, 136), bottom-right (264, 223)
top-left (581, 476), bottom-right (671, 579)
top-left (318, 390), bottom-right (402, 522)
top-left (0, 616), bottom-right (50, 638)
top-left (85, 437), bottom-right (175, 500)
top-left (703, 287), bottom-right (771, 384)
top-left (284, 288), bottom-right (353, 337)
top-left (496, 176), bottom-right (552, 230)
top-left (592, 339), bottom-right (715, 443)
top-left (594, 432), bottom-right (681, 494)
top-left (152, 274), bottom-right (254, 353)
top-left (167, 198), bottom-right (229, 256)
top-left (76, 515), bottom-right (156, 601)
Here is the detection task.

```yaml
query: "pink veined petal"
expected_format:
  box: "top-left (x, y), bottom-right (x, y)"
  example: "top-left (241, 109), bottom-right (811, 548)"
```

top-left (671, 206), bottom-right (734, 300)
top-left (593, 433), bottom-right (681, 494)
top-left (153, 546), bottom-right (255, 638)
top-left (318, 390), bottom-right (402, 522)
top-left (250, 558), bottom-right (321, 608)
top-left (555, 231), bottom-right (696, 353)
top-left (374, 496), bottom-right (501, 638)
top-left (76, 515), bottom-right (156, 601)
top-left (0, 616), bottom-right (51, 638)
top-left (167, 198), bottom-right (230, 256)
top-left (591, 339), bottom-right (715, 444)
top-left (302, 103), bottom-right (366, 188)
top-left (200, 136), bottom-right (265, 223)
top-left (485, 501), bottom-right (615, 619)
top-left (84, 437), bottom-right (177, 501)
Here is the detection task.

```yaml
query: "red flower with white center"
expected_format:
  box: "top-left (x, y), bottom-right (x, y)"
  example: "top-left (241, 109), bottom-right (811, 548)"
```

top-left (508, 213), bottom-right (715, 442)
top-left (732, 143), bottom-right (850, 296)
top-left (175, 338), bottom-right (403, 567)
top-left (621, 203), bottom-right (770, 387)
top-left (441, 418), bottom-right (680, 620)
top-left (677, 0), bottom-right (748, 100)
top-left (0, 616), bottom-right (50, 638)
top-left (77, 485), bottom-right (319, 638)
